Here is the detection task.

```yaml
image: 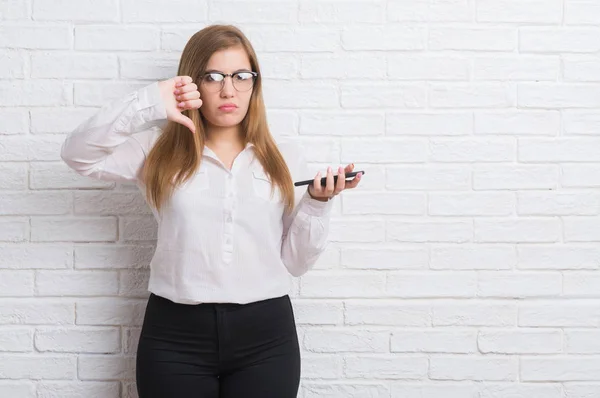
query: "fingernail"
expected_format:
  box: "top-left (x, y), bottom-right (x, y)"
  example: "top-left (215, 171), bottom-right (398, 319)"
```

top-left (338, 166), bottom-right (343, 173)
top-left (174, 89), bottom-right (180, 94)
top-left (179, 102), bottom-right (185, 107)
top-left (327, 166), bottom-right (332, 173)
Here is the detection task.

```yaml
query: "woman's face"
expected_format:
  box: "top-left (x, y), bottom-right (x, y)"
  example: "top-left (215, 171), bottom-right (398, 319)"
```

top-left (198, 46), bottom-right (255, 130)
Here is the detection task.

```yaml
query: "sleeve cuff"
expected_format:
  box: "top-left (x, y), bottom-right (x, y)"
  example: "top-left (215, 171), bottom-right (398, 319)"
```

top-left (298, 190), bottom-right (334, 217)
top-left (137, 81), bottom-right (168, 124)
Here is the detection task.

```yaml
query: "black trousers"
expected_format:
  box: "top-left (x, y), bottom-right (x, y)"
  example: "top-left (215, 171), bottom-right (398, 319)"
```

top-left (136, 293), bottom-right (301, 398)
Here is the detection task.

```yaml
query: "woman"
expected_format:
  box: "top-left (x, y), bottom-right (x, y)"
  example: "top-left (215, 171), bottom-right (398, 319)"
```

top-left (60, 24), bottom-right (362, 397)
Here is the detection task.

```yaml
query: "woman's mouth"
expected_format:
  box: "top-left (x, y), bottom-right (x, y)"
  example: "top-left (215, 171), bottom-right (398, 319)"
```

top-left (218, 104), bottom-right (238, 112)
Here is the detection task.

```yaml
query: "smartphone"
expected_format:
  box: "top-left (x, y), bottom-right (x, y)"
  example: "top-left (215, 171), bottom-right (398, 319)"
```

top-left (294, 170), bottom-right (365, 187)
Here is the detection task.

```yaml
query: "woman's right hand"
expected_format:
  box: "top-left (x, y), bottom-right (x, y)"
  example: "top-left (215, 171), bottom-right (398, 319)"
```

top-left (158, 75), bottom-right (202, 134)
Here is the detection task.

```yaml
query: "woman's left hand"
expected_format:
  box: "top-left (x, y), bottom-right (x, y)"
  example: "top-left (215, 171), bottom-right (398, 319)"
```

top-left (308, 163), bottom-right (362, 202)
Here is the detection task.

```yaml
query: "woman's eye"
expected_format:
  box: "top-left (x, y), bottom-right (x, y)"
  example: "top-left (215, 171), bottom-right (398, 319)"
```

top-left (206, 73), bottom-right (223, 82)
top-left (235, 72), bottom-right (253, 81)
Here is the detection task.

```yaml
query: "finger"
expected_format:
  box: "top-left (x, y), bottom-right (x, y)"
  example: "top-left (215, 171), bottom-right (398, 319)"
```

top-left (325, 167), bottom-right (334, 196)
top-left (344, 163), bottom-right (355, 174)
top-left (176, 91), bottom-right (200, 101)
top-left (335, 166), bottom-right (345, 193)
top-left (184, 99), bottom-right (202, 109)
top-left (175, 75), bottom-right (193, 87)
top-left (310, 172), bottom-right (322, 196)
top-left (175, 83), bottom-right (198, 94)
top-left (345, 172), bottom-right (362, 189)
top-left (178, 98), bottom-right (202, 110)
top-left (172, 113), bottom-right (195, 133)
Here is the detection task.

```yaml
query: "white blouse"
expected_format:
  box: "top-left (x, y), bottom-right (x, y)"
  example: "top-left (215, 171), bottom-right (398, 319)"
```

top-left (60, 81), bottom-right (334, 305)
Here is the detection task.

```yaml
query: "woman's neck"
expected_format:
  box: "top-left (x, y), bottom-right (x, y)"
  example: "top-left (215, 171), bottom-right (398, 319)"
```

top-left (205, 124), bottom-right (244, 150)
top-left (206, 125), bottom-right (244, 152)
top-left (204, 125), bottom-right (247, 170)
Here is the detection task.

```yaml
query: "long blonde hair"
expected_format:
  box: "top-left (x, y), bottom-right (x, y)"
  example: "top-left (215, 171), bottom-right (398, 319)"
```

top-left (142, 25), bottom-right (294, 213)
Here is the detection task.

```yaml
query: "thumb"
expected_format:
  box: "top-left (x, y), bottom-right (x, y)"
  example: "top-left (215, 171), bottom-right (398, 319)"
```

top-left (172, 113), bottom-right (195, 134)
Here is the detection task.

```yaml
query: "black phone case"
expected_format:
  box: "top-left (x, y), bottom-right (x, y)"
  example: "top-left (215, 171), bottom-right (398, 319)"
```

top-left (294, 170), bottom-right (364, 187)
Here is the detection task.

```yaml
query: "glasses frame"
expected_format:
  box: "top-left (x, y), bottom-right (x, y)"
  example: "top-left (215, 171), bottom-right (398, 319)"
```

top-left (200, 70), bottom-right (259, 92)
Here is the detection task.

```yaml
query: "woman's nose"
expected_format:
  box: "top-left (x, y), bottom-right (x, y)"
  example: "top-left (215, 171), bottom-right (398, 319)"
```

top-left (220, 76), bottom-right (235, 97)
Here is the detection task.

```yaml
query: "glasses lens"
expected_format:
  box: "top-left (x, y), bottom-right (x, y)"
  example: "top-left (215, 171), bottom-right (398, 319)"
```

top-left (202, 73), bottom-right (224, 92)
top-left (233, 72), bottom-right (255, 91)
top-left (201, 72), bottom-right (257, 92)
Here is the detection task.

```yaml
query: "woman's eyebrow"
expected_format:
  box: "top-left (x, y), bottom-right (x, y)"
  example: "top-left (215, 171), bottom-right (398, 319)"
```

top-left (204, 68), bottom-right (253, 73)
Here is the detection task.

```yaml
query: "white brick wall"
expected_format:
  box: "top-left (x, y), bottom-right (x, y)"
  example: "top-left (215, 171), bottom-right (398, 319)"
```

top-left (1, 0), bottom-right (600, 397)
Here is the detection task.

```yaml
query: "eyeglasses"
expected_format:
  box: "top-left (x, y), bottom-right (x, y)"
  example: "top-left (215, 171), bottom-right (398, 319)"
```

top-left (200, 71), bottom-right (258, 93)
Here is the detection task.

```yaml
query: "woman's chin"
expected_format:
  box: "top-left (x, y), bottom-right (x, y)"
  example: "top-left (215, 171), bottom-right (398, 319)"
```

top-left (206, 119), bottom-right (243, 129)
top-left (211, 114), bottom-right (245, 127)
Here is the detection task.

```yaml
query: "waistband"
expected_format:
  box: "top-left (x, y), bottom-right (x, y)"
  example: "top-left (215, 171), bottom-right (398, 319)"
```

top-left (149, 292), bottom-right (290, 312)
